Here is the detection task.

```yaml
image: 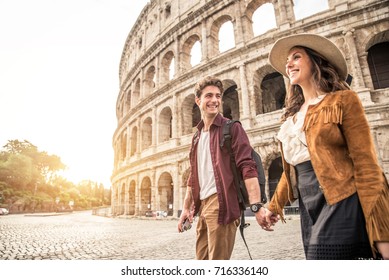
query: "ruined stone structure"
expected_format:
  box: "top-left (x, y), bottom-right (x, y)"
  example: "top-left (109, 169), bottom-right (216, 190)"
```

top-left (111, 0), bottom-right (389, 217)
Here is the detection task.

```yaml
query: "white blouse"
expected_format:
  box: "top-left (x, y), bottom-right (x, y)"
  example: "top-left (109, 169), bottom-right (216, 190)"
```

top-left (277, 95), bottom-right (326, 166)
top-left (277, 111), bottom-right (310, 166)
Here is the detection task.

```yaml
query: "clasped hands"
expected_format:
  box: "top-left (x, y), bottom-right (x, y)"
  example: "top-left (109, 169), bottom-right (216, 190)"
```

top-left (255, 207), bottom-right (279, 231)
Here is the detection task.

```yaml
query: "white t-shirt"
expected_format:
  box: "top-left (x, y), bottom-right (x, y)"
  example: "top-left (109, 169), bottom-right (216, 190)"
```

top-left (197, 130), bottom-right (217, 200)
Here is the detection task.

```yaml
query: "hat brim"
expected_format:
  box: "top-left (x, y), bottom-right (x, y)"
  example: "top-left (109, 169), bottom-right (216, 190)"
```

top-left (268, 33), bottom-right (348, 80)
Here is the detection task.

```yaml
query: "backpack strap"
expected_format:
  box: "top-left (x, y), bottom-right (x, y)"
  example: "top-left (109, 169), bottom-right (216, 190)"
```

top-left (221, 119), bottom-right (252, 260)
top-left (222, 120), bottom-right (245, 210)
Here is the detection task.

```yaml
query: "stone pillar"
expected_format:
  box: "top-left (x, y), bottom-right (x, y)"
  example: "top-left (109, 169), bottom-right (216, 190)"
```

top-left (126, 125), bottom-right (130, 163)
top-left (140, 68), bottom-right (145, 99)
top-left (238, 63), bottom-right (250, 127)
top-left (152, 107), bottom-right (157, 147)
top-left (174, 35), bottom-right (180, 77)
top-left (124, 181), bottom-right (129, 215)
top-left (201, 20), bottom-right (208, 61)
top-left (173, 161), bottom-right (180, 217)
top-left (275, 0), bottom-right (295, 31)
top-left (151, 168), bottom-right (157, 211)
top-left (155, 55), bottom-right (160, 88)
top-left (343, 29), bottom-right (373, 105)
top-left (233, 1), bottom-right (245, 47)
top-left (135, 174), bottom-right (140, 216)
top-left (136, 118), bottom-right (141, 156)
top-left (172, 92), bottom-right (179, 140)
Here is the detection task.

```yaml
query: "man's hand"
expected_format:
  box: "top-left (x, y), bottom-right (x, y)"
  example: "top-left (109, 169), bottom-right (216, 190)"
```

top-left (255, 207), bottom-right (279, 231)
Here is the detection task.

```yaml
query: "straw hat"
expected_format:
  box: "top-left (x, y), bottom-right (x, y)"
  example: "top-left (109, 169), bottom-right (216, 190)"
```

top-left (268, 33), bottom-right (348, 80)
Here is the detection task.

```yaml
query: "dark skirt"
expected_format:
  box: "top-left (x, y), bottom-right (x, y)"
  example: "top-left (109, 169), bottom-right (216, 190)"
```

top-left (295, 161), bottom-right (373, 260)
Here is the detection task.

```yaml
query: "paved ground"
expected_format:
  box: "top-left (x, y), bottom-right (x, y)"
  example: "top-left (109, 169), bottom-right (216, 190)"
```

top-left (0, 210), bottom-right (304, 260)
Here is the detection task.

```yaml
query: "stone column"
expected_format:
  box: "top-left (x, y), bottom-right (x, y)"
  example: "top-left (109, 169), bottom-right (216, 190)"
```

top-left (172, 92), bottom-right (179, 140)
top-left (233, 1), bottom-right (245, 47)
top-left (275, 0), bottom-right (295, 30)
top-left (201, 19), bottom-right (208, 61)
top-left (238, 63), bottom-right (250, 127)
top-left (135, 174), bottom-right (140, 216)
top-left (155, 55), bottom-right (160, 88)
top-left (136, 118), bottom-right (141, 156)
top-left (343, 30), bottom-right (373, 105)
top-left (173, 161), bottom-right (180, 218)
top-left (126, 125), bottom-right (130, 163)
top-left (174, 35), bottom-right (180, 77)
top-left (151, 168), bottom-right (157, 211)
top-left (152, 107), bottom-right (157, 147)
top-left (124, 181), bottom-right (129, 215)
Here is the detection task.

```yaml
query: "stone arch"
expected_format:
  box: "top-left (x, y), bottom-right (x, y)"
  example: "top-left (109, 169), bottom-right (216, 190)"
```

top-left (120, 131), bottom-right (127, 161)
top-left (209, 14), bottom-right (234, 56)
top-left (144, 65), bottom-right (156, 96)
top-left (141, 117), bottom-right (153, 150)
top-left (119, 182), bottom-right (126, 215)
top-left (158, 172), bottom-right (174, 215)
top-left (181, 34), bottom-right (201, 71)
top-left (161, 50), bottom-right (175, 84)
top-left (254, 65), bottom-right (286, 115)
top-left (125, 88), bottom-right (131, 113)
top-left (182, 94), bottom-right (197, 135)
top-left (251, 2), bottom-right (276, 37)
top-left (366, 31), bottom-right (389, 90)
top-left (140, 176), bottom-right (152, 215)
top-left (133, 78), bottom-right (141, 107)
top-left (158, 106), bottom-right (173, 143)
top-left (130, 126), bottom-right (138, 156)
top-left (222, 79), bottom-right (239, 120)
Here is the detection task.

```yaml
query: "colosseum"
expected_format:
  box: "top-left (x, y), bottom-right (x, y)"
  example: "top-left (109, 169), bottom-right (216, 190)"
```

top-left (111, 0), bottom-right (389, 218)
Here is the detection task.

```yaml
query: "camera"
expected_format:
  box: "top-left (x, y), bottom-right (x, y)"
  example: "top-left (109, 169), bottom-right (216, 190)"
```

top-left (181, 218), bottom-right (192, 232)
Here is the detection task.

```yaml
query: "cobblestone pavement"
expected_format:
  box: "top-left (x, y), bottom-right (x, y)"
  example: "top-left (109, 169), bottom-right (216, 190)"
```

top-left (0, 211), bottom-right (304, 260)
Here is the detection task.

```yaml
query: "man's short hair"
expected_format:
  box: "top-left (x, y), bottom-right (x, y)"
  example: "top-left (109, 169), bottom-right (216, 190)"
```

top-left (194, 76), bottom-right (224, 98)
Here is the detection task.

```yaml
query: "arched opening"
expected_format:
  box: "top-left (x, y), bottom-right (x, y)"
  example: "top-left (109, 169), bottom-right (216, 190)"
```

top-left (141, 117), bottom-right (152, 150)
top-left (158, 172), bottom-right (174, 216)
top-left (128, 180), bottom-right (136, 215)
top-left (367, 42), bottom-right (389, 89)
top-left (252, 3), bottom-right (276, 36)
top-left (130, 126), bottom-right (138, 156)
top-left (182, 94), bottom-right (196, 135)
top-left (140, 177), bottom-right (152, 216)
top-left (159, 107), bottom-right (173, 143)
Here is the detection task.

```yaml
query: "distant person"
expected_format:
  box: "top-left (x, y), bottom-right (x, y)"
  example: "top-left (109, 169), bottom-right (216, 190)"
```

top-left (177, 76), bottom-right (268, 260)
top-left (265, 33), bottom-right (389, 259)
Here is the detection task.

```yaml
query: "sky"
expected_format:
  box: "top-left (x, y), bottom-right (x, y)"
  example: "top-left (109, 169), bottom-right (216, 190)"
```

top-left (0, 0), bottom-right (149, 187)
top-left (0, 0), bottom-right (328, 188)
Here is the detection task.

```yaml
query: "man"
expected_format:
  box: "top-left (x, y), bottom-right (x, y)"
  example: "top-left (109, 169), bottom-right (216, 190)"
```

top-left (177, 76), bottom-right (269, 260)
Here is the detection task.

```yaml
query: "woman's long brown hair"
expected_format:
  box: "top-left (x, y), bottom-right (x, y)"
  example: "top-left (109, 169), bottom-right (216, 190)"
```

top-left (281, 46), bottom-right (350, 122)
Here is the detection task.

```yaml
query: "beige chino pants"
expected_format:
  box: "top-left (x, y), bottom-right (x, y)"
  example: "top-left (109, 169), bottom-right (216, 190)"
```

top-left (196, 193), bottom-right (239, 260)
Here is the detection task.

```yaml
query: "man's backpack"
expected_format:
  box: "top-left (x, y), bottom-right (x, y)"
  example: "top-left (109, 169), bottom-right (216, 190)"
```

top-left (220, 119), bottom-right (267, 260)
top-left (220, 119), bottom-right (267, 209)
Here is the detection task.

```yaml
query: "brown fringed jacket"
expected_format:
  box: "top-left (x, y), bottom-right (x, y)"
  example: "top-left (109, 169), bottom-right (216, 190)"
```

top-left (268, 90), bottom-right (389, 256)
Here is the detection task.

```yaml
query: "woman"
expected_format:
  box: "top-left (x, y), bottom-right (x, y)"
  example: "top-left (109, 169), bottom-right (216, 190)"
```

top-left (265, 33), bottom-right (389, 259)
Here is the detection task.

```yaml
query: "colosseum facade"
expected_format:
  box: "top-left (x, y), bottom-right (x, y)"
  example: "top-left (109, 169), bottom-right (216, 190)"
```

top-left (111, 0), bottom-right (389, 217)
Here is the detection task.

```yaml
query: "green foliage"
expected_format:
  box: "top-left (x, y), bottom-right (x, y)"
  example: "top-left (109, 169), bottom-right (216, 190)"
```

top-left (0, 139), bottom-right (111, 211)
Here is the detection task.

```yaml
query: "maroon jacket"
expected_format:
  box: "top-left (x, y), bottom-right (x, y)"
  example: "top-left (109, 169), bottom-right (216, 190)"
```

top-left (187, 113), bottom-right (258, 225)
